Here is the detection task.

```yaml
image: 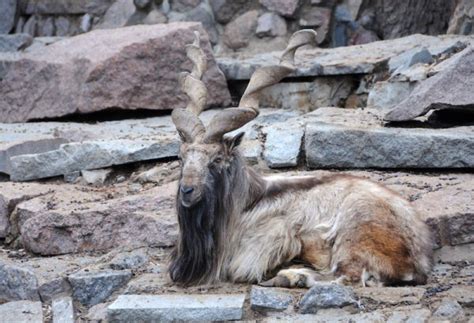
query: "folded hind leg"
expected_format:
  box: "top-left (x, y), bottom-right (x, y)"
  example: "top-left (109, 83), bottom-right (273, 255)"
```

top-left (331, 221), bottom-right (419, 287)
top-left (259, 235), bottom-right (333, 288)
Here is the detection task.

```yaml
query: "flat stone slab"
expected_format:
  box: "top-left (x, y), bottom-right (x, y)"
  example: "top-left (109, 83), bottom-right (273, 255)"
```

top-left (306, 122), bottom-right (474, 168)
top-left (0, 109), bottom-right (298, 181)
top-left (107, 294), bottom-right (246, 322)
top-left (302, 108), bottom-right (474, 169)
top-left (52, 296), bottom-right (75, 323)
top-left (217, 34), bottom-right (473, 80)
top-left (0, 301), bottom-right (43, 323)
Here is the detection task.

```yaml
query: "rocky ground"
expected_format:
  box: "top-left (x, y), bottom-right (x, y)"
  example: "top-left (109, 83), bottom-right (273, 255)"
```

top-left (0, 167), bottom-right (473, 322)
top-left (1, 2), bottom-right (474, 321)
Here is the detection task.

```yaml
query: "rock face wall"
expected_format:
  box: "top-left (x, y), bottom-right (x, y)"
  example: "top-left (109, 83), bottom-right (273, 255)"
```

top-left (0, 0), bottom-right (471, 54)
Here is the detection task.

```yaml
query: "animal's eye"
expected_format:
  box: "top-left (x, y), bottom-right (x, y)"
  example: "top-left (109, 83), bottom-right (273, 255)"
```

top-left (213, 157), bottom-right (223, 164)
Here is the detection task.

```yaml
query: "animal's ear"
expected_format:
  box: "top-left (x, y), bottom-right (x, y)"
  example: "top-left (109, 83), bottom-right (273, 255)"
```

top-left (224, 132), bottom-right (245, 152)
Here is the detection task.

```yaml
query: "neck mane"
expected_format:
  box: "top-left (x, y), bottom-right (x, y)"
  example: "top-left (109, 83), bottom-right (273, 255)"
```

top-left (169, 152), bottom-right (263, 285)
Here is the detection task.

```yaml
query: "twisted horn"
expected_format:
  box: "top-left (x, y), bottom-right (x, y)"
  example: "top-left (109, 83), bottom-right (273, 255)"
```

top-left (172, 31), bottom-right (207, 142)
top-left (204, 29), bottom-right (317, 143)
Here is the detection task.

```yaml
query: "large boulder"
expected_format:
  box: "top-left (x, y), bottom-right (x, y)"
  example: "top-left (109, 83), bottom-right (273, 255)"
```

top-left (0, 0), bottom-right (17, 34)
top-left (16, 182), bottom-right (178, 255)
top-left (0, 23), bottom-right (231, 123)
top-left (384, 47), bottom-right (474, 121)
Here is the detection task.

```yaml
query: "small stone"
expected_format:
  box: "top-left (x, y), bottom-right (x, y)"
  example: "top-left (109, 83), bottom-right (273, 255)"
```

top-left (63, 172), bottom-right (81, 183)
top-left (80, 14), bottom-right (93, 32)
top-left (134, 0), bottom-right (151, 10)
top-left (263, 122), bottom-right (304, 168)
top-left (298, 283), bottom-right (357, 314)
top-left (87, 303), bottom-right (110, 322)
top-left (143, 10), bottom-right (168, 24)
top-left (38, 16), bottom-right (55, 37)
top-left (0, 263), bottom-right (40, 302)
top-left (172, 0), bottom-right (201, 12)
top-left (250, 286), bottom-right (293, 312)
top-left (387, 308), bottom-right (431, 323)
top-left (23, 15), bottom-right (38, 36)
top-left (388, 47), bottom-right (434, 74)
top-left (299, 7), bottom-right (332, 44)
top-left (109, 249), bottom-right (149, 270)
top-left (367, 81), bottom-right (415, 110)
top-left (81, 168), bottom-right (112, 186)
top-left (68, 270), bottom-right (132, 306)
top-left (0, 34), bottom-right (33, 52)
top-left (39, 278), bottom-right (72, 302)
top-left (223, 10), bottom-right (259, 49)
top-left (54, 16), bottom-right (71, 36)
top-left (433, 298), bottom-right (464, 321)
top-left (209, 0), bottom-right (254, 24)
top-left (256, 12), bottom-right (287, 38)
top-left (95, 0), bottom-right (136, 29)
top-left (108, 294), bottom-right (246, 321)
top-left (260, 0), bottom-right (299, 17)
top-left (0, 301), bottom-right (43, 323)
top-left (52, 296), bottom-right (75, 323)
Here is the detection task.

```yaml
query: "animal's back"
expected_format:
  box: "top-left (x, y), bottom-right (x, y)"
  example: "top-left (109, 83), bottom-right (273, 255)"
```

top-left (229, 175), bottom-right (433, 287)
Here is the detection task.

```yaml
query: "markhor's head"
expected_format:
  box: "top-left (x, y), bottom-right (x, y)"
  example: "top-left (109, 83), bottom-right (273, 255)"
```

top-left (172, 30), bottom-right (316, 208)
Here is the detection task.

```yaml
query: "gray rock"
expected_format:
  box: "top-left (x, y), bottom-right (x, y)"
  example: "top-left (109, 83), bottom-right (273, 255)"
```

top-left (263, 122), bottom-right (304, 168)
top-left (433, 298), bottom-right (464, 321)
top-left (108, 294), bottom-right (246, 322)
top-left (143, 9), bottom-right (168, 24)
top-left (20, 0), bottom-right (114, 15)
top-left (0, 0), bottom-right (16, 34)
top-left (63, 172), bottom-right (81, 183)
top-left (0, 263), bottom-right (40, 302)
top-left (94, 0), bottom-right (136, 29)
top-left (256, 13), bottom-right (287, 38)
top-left (434, 244), bottom-right (474, 264)
top-left (259, 77), bottom-right (354, 111)
top-left (171, 3), bottom-right (218, 44)
top-left (80, 14), bottom-right (93, 32)
top-left (367, 81), bottom-right (415, 110)
top-left (299, 6), bottom-right (332, 44)
top-left (260, 0), bottom-right (299, 17)
top-left (134, 0), bottom-right (152, 10)
top-left (0, 301), bottom-right (43, 323)
top-left (448, 0), bottom-right (474, 35)
top-left (10, 138), bottom-right (179, 181)
top-left (54, 16), bottom-right (72, 36)
top-left (223, 10), bottom-right (258, 49)
top-left (81, 169), bottom-right (112, 186)
top-left (0, 23), bottom-right (231, 123)
top-left (299, 283), bottom-right (357, 314)
top-left (305, 122), bottom-right (474, 169)
top-left (388, 47), bottom-right (434, 73)
top-left (18, 182), bottom-right (177, 255)
top-left (356, 287), bottom-right (425, 305)
top-left (385, 47), bottom-right (474, 121)
top-left (171, 0), bottom-right (201, 12)
top-left (87, 302), bottom-right (110, 321)
top-left (0, 34), bottom-right (33, 52)
top-left (39, 278), bottom-right (72, 302)
top-left (109, 249), bottom-right (150, 270)
top-left (387, 308), bottom-right (431, 322)
top-left (250, 286), bottom-right (293, 312)
top-left (218, 34), bottom-right (473, 80)
top-left (52, 296), bottom-right (75, 323)
top-left (68, 270), bottom-right (132, 306)
top-left (209, 0), bottom-right (255, 24)
top-left (22, 15), bottom-right (37, 36)
top-left (38, 16), bottom-right (55, 37)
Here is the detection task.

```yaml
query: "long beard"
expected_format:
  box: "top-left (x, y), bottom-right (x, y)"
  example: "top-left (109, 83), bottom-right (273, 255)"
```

top-left (169, 166), bottom-right (230, 286)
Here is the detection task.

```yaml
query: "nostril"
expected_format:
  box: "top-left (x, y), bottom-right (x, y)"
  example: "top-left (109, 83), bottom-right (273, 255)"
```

top-left (180, 186), bottom-right (194, 195)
